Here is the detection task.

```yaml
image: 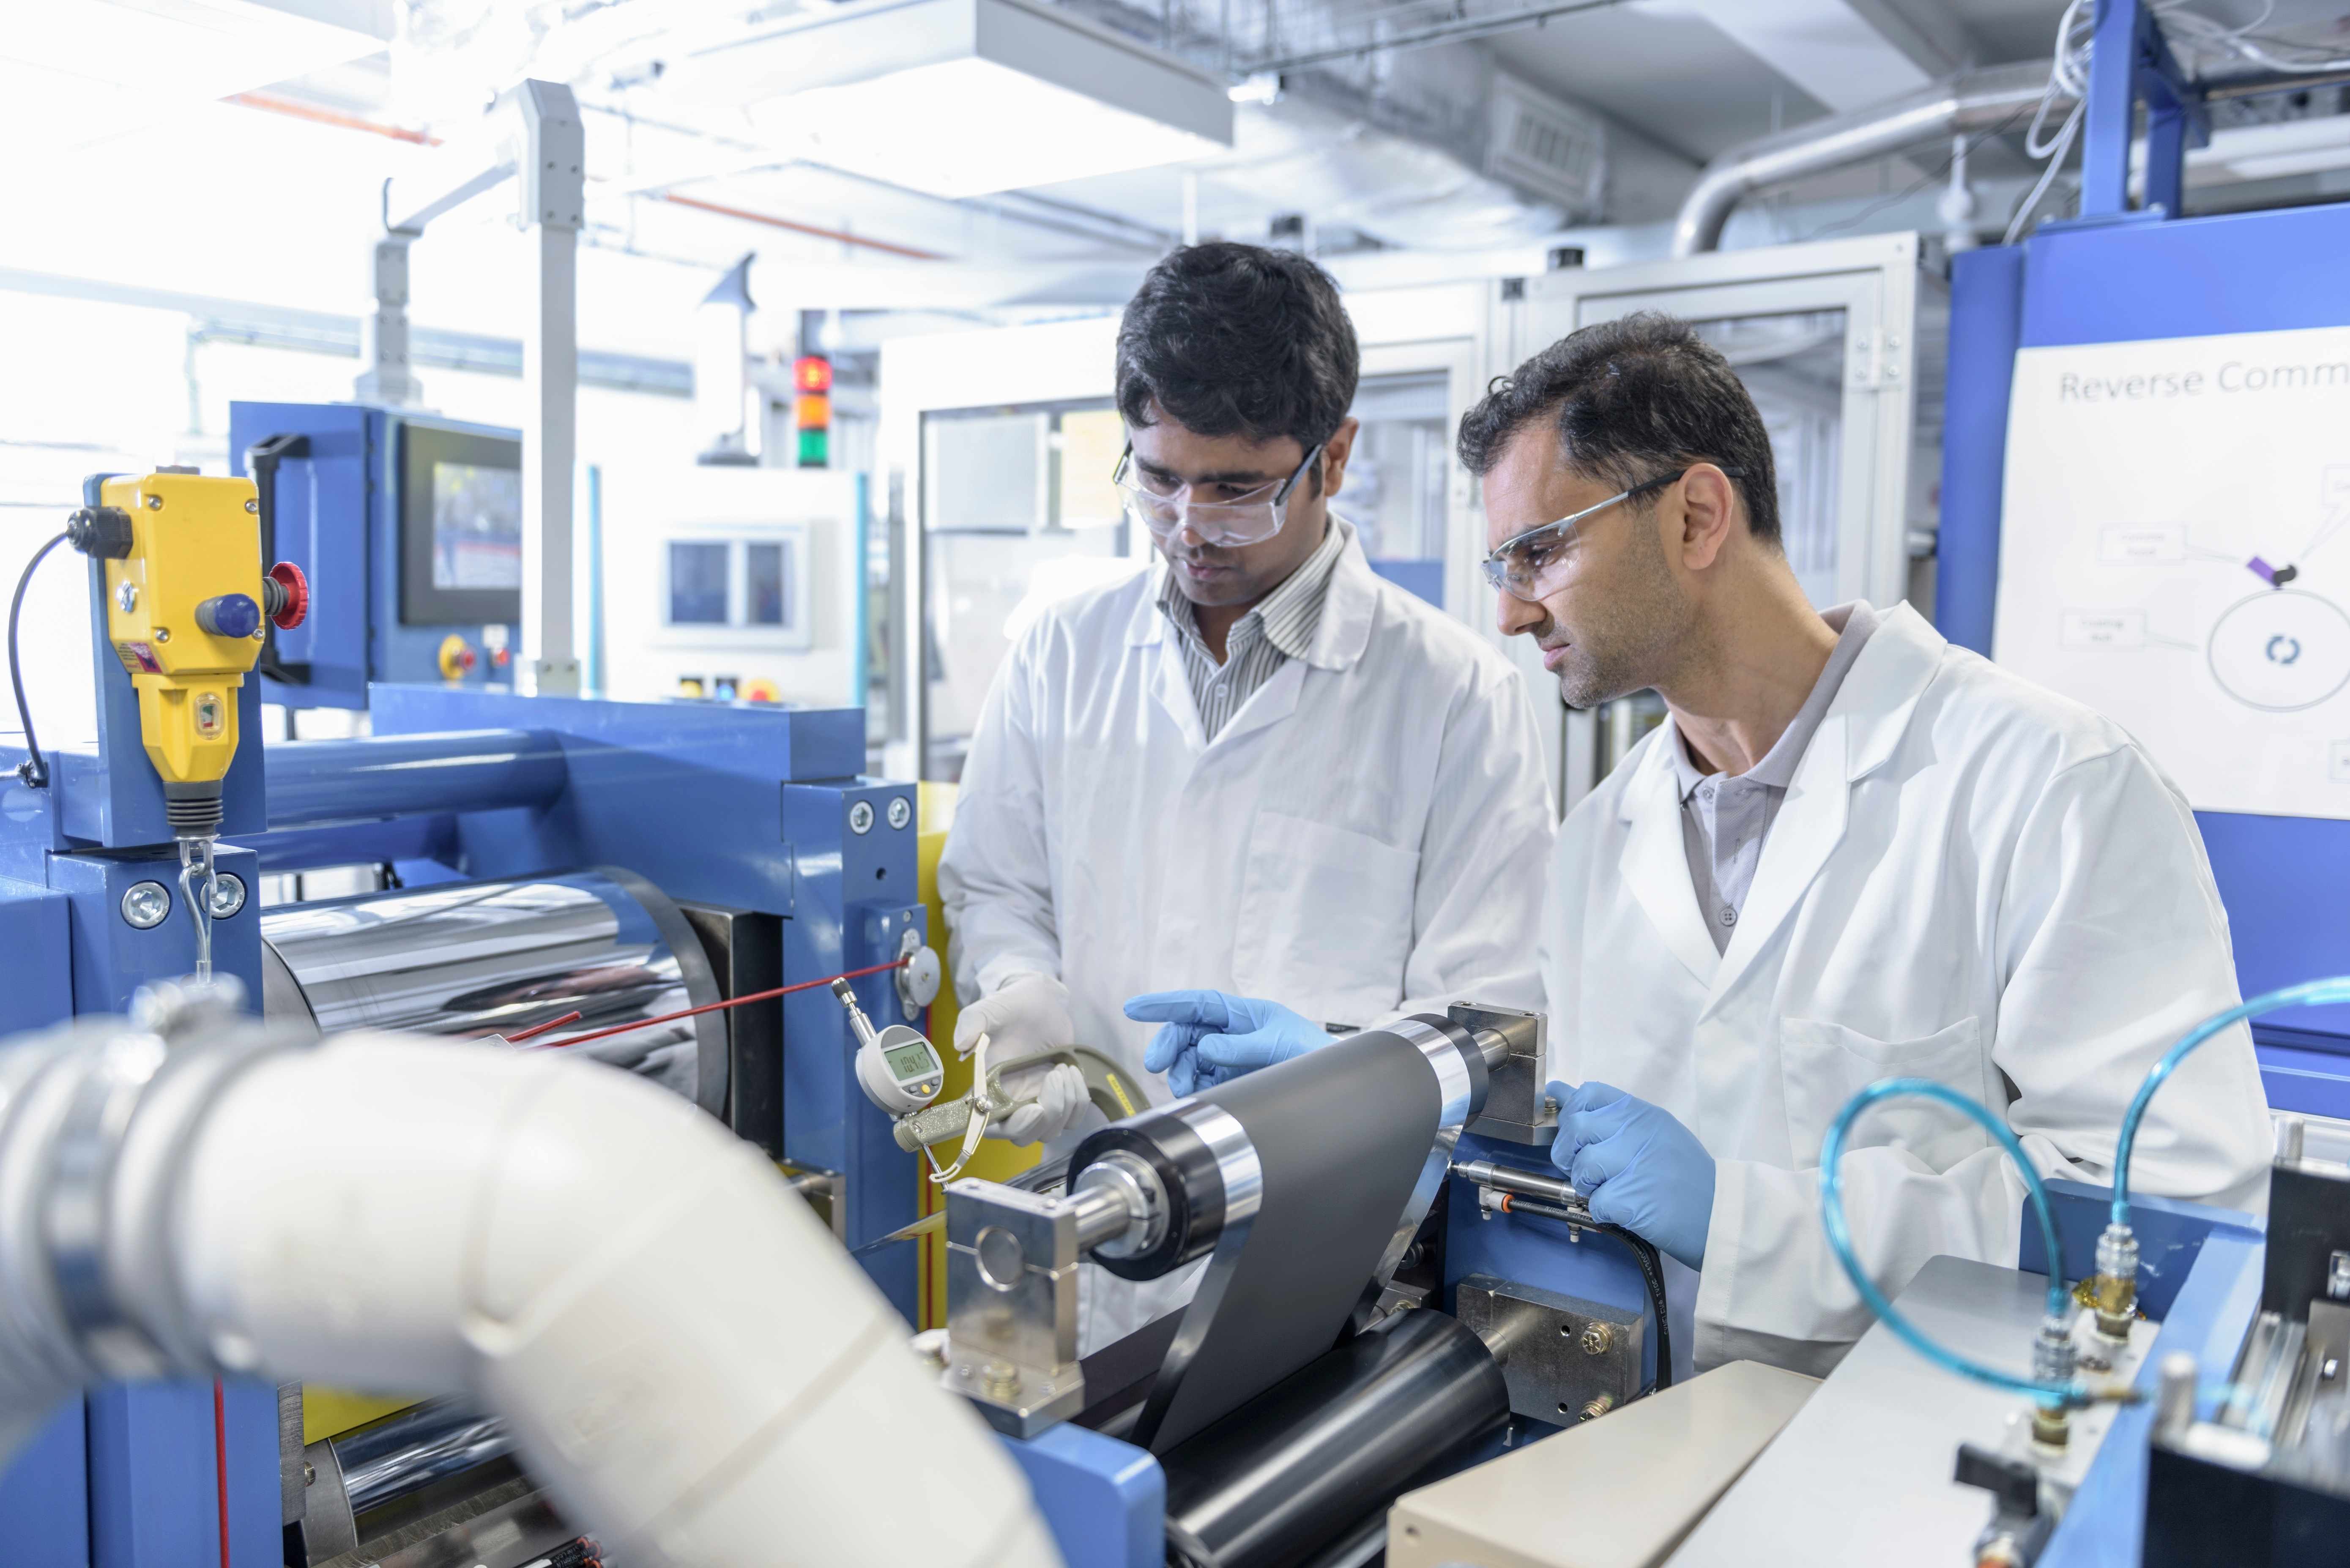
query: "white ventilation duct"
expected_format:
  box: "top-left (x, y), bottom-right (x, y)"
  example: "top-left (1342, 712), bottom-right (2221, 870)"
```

top-left (0, 990), bottom-right (1062, 1568)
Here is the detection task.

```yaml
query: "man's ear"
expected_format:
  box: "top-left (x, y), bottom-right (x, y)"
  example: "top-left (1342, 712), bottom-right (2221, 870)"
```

top-left (1677, 463), bottom-right (1741, 571)
top-left (1316, 416), bottom-right (1362, 500)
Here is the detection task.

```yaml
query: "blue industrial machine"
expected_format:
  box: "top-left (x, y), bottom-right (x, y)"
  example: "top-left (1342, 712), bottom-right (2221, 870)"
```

top-left (0, 405), bottom-right (927, 1562)
top-left (9, 8), bottom-right (2348, 1555)
top-left (227, 402), bottom-right (525, 704)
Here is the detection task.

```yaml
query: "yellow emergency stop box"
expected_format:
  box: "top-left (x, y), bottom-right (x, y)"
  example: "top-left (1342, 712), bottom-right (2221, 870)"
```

top-left (92, 471), bottom-right (268, 817)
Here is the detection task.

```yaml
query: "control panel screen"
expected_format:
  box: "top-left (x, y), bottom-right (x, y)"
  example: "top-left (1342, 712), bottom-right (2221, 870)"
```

top-left (401, 422), bottom-right (522, 626)
top-left (432, 462), bottom-right (522, 590)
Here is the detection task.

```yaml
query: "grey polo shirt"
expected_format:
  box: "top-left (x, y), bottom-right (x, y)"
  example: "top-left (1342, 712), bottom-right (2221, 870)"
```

top-left (1157, 518), bottom-right (1349, 742)
top-left (1669, 601), bottom-right (1881, 952)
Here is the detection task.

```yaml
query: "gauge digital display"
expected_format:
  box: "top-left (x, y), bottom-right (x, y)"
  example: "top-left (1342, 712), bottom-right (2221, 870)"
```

top-left (884, 1042), bottom-right (936, 1081)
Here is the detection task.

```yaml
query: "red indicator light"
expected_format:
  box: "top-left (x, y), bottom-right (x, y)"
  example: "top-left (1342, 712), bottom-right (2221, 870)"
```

top-left (793, 355), bottom-right (833, 393)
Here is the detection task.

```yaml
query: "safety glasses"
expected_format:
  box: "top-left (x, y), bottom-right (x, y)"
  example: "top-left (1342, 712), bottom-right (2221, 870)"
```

top-left (1480, 466), bottom-right (1744, 602)
top-left (1112, 441), bottom-right (1323, 549)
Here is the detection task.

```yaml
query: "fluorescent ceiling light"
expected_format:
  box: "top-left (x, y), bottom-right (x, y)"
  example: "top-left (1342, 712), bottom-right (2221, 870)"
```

top-left (0, 0), bottom-right (387, 152)
top-left (661, 0), bottom-right (1233, 198)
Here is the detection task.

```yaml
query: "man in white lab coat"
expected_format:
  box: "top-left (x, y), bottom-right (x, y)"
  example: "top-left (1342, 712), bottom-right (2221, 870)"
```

top-left (1155, 311), bottom-right (2272, 1377)
top-left (936, 246), bottom-right (1554, 1343)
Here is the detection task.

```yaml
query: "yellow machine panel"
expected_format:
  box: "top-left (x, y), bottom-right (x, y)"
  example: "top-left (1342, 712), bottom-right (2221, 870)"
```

top-left (93, 472), bottom-right (268, 792)
top-left (914, 781), bottom-right (1040, 1330)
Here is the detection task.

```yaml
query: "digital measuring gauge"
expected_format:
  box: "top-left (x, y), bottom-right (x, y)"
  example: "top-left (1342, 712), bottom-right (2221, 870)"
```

top-left (836, 978), bottom-right (945, 1115)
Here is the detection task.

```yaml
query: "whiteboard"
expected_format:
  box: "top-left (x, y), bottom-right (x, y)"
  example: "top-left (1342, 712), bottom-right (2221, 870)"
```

top-left (1994, 326), bottom-right (2350, 820)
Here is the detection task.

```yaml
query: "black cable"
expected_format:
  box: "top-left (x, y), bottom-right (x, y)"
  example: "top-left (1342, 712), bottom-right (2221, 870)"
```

top-left (9, 532), bottom-right (67, 789)
top-left (1497, 1194), bottom-right (1674, 1392)
top-left (1591, 1222), bottom-right (1673, 1393)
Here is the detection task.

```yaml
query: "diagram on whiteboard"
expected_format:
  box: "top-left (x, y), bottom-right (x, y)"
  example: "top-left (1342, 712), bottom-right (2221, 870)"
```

top-left (1997, 326), bottom-right (2350, 820)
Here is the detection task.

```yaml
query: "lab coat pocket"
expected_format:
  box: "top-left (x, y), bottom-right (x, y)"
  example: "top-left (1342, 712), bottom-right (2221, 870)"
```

top-left (1780, 1016), bottom-right (1990, 1173)
top-left (1231, 812), bottom-right (1421, 1024)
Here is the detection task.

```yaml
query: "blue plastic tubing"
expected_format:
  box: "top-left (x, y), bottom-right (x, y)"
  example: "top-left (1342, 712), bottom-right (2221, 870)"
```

top-left (1822, 978), bottom-right (2350, 1405)
top-left (1818, 1076), bottom-right (2084, 1404)
top-left (264, 729), bottom-right (567, 828)
top-left (2111, 976), bottom-right (2350, 1228)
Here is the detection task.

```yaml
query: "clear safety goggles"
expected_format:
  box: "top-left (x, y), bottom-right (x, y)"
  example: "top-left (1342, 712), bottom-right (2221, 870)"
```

top-left (1112, 440), bottom-right (1323, 549)
top-left (1480, 466), bottom-right (1744, 602)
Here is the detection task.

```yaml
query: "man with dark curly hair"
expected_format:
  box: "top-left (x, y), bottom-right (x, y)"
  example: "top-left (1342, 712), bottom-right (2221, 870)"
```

top-left (939, 243), bottom-right (1554, 1350)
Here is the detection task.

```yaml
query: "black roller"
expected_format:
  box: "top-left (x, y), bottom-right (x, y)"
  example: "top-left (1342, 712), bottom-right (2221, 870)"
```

top-left (1161, 1308), bottom-right (1509, 1568)
top-left (1072, 1017), bottom-right (1494, 1454)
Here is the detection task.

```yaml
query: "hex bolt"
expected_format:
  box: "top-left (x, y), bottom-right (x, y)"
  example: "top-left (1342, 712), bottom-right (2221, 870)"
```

top-left (1579, 1322), bottom-right (1614, 1356)
top-left (1578, 1395), bottom-right (1615, 1422)
top-left (144, 494), bottom-right (163, 510)
top-left (981, 1359), bottom-right (1019, 1400)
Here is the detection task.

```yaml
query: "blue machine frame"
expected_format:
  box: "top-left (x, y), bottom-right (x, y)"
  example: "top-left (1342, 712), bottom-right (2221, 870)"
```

top-left (1937, 0), bottom-right (2350, 1097)
top-left (0, 409), bottom-right (927, 1562)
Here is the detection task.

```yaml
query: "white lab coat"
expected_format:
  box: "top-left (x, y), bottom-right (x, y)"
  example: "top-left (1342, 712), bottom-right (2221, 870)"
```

top-left (1543, 602), bottom-right (2273, 1378)
top-left (941, 523), bottom-right (1556, 1347)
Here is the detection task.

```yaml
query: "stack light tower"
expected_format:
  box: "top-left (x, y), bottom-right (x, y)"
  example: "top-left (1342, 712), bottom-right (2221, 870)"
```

top-left (795, 308), bottom-right (832, 469)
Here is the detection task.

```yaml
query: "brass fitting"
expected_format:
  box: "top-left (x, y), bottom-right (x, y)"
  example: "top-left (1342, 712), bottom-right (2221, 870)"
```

top-left (2089, 1224), bottom-right (2140, 1339)
top-left (2030, 1404), bottom-right (2071, 1448)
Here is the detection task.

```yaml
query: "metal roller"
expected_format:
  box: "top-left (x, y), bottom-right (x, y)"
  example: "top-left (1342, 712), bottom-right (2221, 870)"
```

top-left (257, 866), bottom-right (727, 1113)
top-left (298, 1398), bottom-right (518, 1560)
top-left (1160, 1308), bottom-right (1509, 1568)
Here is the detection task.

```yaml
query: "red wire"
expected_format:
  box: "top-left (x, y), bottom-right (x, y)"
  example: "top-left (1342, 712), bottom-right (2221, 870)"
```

top-left (505, 1010), bottom-right (583, 1044)
top-left (214, 1378), bottom-right (230, 1568)
top-left (533, 959), bottom-right (912, 1050)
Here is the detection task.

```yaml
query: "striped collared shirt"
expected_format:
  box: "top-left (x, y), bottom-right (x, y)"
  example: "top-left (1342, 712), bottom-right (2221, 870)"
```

top-left (1157, 519), bottom-right (1349, 741)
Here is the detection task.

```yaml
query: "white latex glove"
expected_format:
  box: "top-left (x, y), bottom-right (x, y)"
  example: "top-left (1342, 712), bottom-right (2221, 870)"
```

top-left (987, 1062), bottom-right (1089, 1146)
top-left (953, 972), bottom-right (1072, 1058)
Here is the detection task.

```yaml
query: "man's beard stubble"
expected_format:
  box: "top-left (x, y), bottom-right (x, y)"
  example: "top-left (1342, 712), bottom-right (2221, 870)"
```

top-left (1548, 515), bottom-right (1693, 710)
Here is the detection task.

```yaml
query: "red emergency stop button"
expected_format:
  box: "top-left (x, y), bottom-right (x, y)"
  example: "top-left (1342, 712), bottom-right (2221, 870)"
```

top-left (265, 561), bottom-right (309, 629)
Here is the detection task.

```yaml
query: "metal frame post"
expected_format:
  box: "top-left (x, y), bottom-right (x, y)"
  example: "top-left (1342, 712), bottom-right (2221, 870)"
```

top-left (2077, 0), bottom-right (2207, 220)
top-left (2079, 0), bottom-right (2141, 217)
top-left (367, 80), bottom-right (582, 695)
top-left (354, 235), bottom-right (419, 406)
top-left (513, 81), bottom-right (584, 696)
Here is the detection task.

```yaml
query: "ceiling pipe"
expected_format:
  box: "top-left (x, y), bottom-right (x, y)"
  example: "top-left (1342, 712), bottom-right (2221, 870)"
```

top-left (1671, 60), bottom-right (2071, 257)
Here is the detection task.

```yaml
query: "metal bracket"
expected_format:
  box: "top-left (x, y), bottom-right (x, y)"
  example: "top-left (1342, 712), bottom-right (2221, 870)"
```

top-left (1454, 1003), bottom-right (1554, 1145)
top-left (1455, 1272), bottom-right (1644, 1424)
top-left (942, 1178), bottom-right (1089, 1438)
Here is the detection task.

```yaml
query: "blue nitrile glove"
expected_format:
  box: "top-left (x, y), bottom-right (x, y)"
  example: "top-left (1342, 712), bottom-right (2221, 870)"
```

top-left (1127, 990), bottom-right (1328, 1096)
top-left (1547, 1080), bottom-right (1717, 1273)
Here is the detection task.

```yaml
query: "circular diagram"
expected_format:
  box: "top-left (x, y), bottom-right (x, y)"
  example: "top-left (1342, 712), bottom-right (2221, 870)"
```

top-left (2207, 590), bottom-right (2350, 711)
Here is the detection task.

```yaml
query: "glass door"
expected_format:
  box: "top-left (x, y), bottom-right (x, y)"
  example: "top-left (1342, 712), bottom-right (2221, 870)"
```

top-left (920, 401), bottom-right (1137, 781)
top-left (1496, 234), bottom-right (1939, 814)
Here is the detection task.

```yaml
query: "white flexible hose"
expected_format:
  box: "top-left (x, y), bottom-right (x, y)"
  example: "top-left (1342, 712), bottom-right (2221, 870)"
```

top-left (3, 1024), bottom-right (1062, 1568)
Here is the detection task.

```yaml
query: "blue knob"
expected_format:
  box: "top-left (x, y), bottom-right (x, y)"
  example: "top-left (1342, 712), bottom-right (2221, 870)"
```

top-left (195, 593), bottom-right (262, 639)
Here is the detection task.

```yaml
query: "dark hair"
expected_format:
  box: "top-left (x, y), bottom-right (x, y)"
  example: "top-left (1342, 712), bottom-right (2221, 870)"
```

top-left (1116, 243), bottom-right (1360, 458)
top-left (1455, 312), bottom-right (1780, 546)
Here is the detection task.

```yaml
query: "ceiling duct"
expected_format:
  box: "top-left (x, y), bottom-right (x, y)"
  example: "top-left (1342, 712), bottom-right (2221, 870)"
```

top-left (1487, 72), bottom-right (1607, 216)
top-left (1671, 61), bottom-right (2069, 257)
top-left (1048, 0), bottom-right (1651, 246)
